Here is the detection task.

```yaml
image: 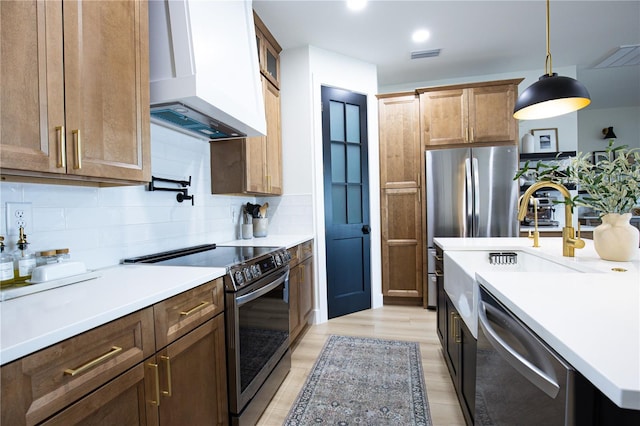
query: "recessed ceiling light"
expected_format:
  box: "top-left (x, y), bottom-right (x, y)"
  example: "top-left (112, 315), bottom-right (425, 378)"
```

top-left (346, 0), bottom-right (367, 12)
top-left (412, 29), bottom-right (430, 43)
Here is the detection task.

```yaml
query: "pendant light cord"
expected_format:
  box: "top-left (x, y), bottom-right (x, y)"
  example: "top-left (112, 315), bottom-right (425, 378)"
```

top-left (544, 0), bottom-right (553, 76)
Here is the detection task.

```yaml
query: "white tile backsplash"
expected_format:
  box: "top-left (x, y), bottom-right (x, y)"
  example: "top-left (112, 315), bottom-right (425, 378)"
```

top-left (1, 124), bottom-right (313, 269)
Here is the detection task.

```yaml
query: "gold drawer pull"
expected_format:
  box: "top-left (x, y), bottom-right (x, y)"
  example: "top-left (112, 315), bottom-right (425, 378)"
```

top-left (55, 125), bottom-right (66, 168)
top-left (435, 255), bottom-right (443, 261)
top-left (180, 301), bottom-right (209, 317)
top-left (435, 270), bottom-right (444, 277)
top-left (160, 355), bottom-right (172, 397)
top-left (148, 362), bottom-right (161, 406)
top-left (64, 346), bottom-right (123, 377)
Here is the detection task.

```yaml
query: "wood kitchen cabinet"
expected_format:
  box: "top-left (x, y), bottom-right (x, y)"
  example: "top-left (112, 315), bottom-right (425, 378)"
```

top-left (254, 12), bottom-right (281, 89)
top-left (419, 79), bottom-right (521, 147)
top-left (0, 278), bottom-right (227, 426)
top-left (1, 308), bottom-right (156, 425)
top-left (0, 0), bottom-right (150, 185)
top-left (288, 240), bottom-right (314, 344)
top-left (150, 278), bottom-right (228, 426)
top-left (435, 246), bottom-right (475, 426)
top-left (378, 93), bottom-right (426, 306)
top-left (210, 11), bottom-right (282, 196)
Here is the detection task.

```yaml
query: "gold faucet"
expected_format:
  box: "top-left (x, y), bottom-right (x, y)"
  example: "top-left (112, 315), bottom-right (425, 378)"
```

top-left (518, 182), bottom-right (585, 257)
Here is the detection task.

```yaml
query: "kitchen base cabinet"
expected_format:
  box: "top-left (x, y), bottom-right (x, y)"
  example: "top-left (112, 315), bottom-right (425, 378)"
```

top-left (288, 240), bottom-right (314, 344)
top-left (151, 315), bottom-right (228, 426)
top-left (0, 278), bottom-right (228, 426)
top-left (435, 248), bottom-right (475, 426)
top-left (1, 308), bottom-right (155, 426)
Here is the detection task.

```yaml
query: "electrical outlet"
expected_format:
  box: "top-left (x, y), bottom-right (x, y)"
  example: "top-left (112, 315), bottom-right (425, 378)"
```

top-left (6, 202), bottom-right (33, 236)
top-left (230, 206), bottom-right (238, 224)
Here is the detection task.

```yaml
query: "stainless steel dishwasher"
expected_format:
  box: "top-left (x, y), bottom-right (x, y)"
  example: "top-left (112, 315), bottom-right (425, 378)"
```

top-left (475, 285), bottom-right (576, 425)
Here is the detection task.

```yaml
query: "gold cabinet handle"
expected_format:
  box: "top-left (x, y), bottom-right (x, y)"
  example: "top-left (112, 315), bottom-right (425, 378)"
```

top-left (450, 313), bottom-right (462, 343)
top-left (470, 127), bottom-right (474, 142)
top-left (160, 355), bottom-right (172, 397)
top-left (72, 129), bottom-right (81, 169)
top-left (267, 175), bottom-right (272, 192)
top-left (148, 362), bottom-right (161, 406)
top-left (435, 270), bottom-right (444, 277)
top-left (55, 126), bottom-right (66, 168)
top-left (465, 127), bottom-right (469, 143)
top-left (64, 346), bottom-right (122, 376)
top-left (180, 301), bottom-right (209, 317)
top-left (435, 255), bottom-right (443, 261)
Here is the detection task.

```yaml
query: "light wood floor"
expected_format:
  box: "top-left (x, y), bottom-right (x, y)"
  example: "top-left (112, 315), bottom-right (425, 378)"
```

top-left (257, 305), bottom-right (466, 426)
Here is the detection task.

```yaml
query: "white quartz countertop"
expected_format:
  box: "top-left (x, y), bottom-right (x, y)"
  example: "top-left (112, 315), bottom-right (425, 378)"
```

top-left (435, 237), bottom-right (640, 410)
top-left (221, 234), bottom-right (314, 249)
top-left (0, 264), bottom-right (226, 365)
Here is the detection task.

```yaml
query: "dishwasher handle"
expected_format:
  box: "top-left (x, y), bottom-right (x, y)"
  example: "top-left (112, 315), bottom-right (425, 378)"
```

top-left (478, 300), bottom-right (560, 399)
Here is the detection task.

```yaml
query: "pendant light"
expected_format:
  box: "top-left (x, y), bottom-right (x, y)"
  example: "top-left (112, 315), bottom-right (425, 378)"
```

top-left (513, 0), bottom-right (591, 120)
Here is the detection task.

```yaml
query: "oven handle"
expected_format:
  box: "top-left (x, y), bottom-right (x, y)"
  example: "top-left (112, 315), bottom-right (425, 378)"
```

top-left (236, 269), bottom-right (289, 307)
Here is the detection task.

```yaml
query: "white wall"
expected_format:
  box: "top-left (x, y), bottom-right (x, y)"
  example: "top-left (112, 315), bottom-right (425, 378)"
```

top-left (280, 45), bottom-right (381, 324)
top-left (577, 106), bottom-right (640, 153)
top-left (0, 124), bottom-right (313, 270)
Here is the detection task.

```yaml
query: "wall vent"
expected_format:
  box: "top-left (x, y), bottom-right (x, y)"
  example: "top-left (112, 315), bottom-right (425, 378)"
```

top-left (411, 48), bottom-right (441, 60)
top-left (593, 45), bottom-right (640, 68)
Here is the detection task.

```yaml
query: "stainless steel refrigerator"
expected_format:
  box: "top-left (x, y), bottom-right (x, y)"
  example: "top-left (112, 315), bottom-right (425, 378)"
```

top-left (425, 146), bottom-right (519, 308)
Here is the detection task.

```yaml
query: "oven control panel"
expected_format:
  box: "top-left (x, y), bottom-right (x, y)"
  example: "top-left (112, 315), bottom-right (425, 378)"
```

top-left (227, 248), bottom-right (290, 291)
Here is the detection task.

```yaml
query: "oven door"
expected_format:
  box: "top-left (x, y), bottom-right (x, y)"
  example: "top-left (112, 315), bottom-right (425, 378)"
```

top-left (226, 267), bottom-right (290, 414)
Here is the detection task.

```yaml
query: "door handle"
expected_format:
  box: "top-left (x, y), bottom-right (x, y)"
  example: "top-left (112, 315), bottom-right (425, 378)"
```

top-left (362, 225), bottom-right (371, 234)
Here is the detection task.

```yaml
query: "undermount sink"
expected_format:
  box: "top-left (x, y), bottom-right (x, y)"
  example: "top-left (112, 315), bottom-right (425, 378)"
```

top-left (443, 250), bottom-right (584, 338)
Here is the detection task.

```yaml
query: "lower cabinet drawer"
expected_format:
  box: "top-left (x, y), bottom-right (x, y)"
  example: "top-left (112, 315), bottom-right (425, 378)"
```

top-left (1, 307), bottom-right (155, 426)
top-left (39, 364), bottom-right (150, 426)
top-left (153, 278), bottom-right (224, 349)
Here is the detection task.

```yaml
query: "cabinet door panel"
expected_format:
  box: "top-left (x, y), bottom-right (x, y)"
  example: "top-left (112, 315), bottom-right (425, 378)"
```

top-left (378, 95), bottom-right (421, 188)
top-left (62, 0), bottom-right (149, 182)
top-left (0, 0), bottom-right (65, 173)
top-left (469, 84), bottom-right (517, 143)
top-left (421, 89), bottom-right (467, 146)
top-left (381, 188), bottom-right (422, 298)
top-left (264, 78), bottom-right (282, 194)
top-left (299, 257), bottom-right (314, 324)
top-left (289, 265), bottom-right (301, 341)
top-left (157, 315), bottom-right (228, 426)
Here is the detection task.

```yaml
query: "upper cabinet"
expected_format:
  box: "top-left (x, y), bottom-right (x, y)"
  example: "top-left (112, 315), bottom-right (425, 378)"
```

top-left (0, 1), bottom-right (150, 185)
top-left (419, 79), bottom-right (522, 147)
top-left (254, 12), bottom-right (281, 89)
top-left (378, 94), bottom-right (422, 188)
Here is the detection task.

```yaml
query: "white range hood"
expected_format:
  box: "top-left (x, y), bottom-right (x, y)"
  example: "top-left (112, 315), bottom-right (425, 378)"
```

top-left (149, 0), bottom-right (266, 140)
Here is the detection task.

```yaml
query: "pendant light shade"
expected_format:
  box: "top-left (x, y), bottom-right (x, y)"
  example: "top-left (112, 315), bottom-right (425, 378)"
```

top-left (513, 73), bottom-right (591, 120)
top-left (513, 0), bottom-right (591, 120)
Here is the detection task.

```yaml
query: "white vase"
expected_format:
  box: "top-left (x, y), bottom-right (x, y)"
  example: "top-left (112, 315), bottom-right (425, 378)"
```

top-left (522, 133), bottom-right (535, 153)
top-left (593, 213), bottom-right (639, 261)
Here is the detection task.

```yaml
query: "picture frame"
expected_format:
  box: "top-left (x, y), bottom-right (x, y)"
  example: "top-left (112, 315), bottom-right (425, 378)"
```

top-left (530, 128), bottom-right (559, 153)
top-left (592, 150), bottom-right (610, 164)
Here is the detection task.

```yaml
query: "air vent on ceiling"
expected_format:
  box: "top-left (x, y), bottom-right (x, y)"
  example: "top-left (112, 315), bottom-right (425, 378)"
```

top-left (593, 45), bottom-right (640, 68)
top-left (411, 48), bottom-right (441, 60)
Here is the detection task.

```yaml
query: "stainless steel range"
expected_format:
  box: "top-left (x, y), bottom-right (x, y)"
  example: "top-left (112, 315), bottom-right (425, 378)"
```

top-left (123, 244), bottom-right (291, 425)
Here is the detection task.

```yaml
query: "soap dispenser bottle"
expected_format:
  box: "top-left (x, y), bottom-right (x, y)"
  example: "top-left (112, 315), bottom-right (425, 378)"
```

top-left (0, 236), bottom-right (15, 285)
top-left (12, 227), bottom-right (36, 283)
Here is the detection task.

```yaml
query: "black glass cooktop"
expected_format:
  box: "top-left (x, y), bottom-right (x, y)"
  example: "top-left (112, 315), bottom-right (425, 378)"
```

top-left (123, 244), bottom-right (281, 269)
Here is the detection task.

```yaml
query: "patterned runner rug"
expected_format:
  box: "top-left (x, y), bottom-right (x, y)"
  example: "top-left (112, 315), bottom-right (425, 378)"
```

top-left (284, 335), bottom-right (432, 425)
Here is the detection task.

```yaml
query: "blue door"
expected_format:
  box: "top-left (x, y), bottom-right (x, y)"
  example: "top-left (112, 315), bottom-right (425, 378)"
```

top-left (321, 86), bottom-right (371, 319)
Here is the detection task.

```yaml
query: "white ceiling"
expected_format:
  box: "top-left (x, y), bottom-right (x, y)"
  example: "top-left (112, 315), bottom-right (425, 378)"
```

top-left (252, 0), bottom-right (640, 109)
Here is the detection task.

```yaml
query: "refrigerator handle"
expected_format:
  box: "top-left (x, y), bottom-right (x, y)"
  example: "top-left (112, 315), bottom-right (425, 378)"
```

top-left (472, 157), bottom-right (480, 236)
top-left (464, 158), bottom-right (473, 236)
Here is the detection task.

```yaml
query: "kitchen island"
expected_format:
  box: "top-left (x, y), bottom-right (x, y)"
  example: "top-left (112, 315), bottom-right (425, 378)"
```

top-left (435, 236), bottom-right (639, 416)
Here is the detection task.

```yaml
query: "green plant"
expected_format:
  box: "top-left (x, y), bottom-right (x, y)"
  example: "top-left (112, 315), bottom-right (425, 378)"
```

top-left (515, 141), bottom-right (640, 215)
